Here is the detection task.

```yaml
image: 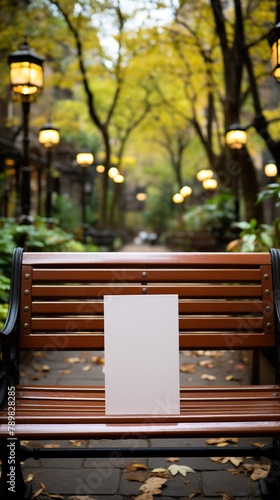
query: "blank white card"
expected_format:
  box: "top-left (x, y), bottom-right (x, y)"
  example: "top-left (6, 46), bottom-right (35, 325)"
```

top-left (104, 294), bottom-right (180, 415)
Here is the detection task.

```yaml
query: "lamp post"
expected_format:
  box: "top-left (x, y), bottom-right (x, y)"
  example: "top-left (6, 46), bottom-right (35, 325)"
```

top-left (38, 122), bottom-right (60, 220)
top-left (225, 123), bottom-right (248, 222)
top-left (8, 40), bottom-right (44, 222)
top-left (268, 1), bottom-right (280, 82)
top-left (76, 151), bottom-right (94, 241)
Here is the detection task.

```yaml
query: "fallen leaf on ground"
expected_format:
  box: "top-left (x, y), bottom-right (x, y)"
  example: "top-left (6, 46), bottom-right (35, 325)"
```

top-left (243, 463), bottom-right (270, 481)
top-left (66, 356), bottom-right (83, 363)
top-left (91, 355), bottom-right (104, 365)
top-left (59, 369), bottom-right (73, 375)
top-left (32, 487), bottom-right (44, 498)
top-left (126, 470), bottom-right (148, 482)
top-left (151, 467), bottom-right (171, 478)
top-left (166, 456), bottom-right (179, 462)
top-left (32, 351), bottom-right (43, 357)
top-left (180, 363), bottom-right (196, 373)
top-left (168, 464), bottom-right (196, 476)
top-left (210, 456), bottom-right (228, 463)
top-left (69, 440), bottom-right (84, 447)
top-left (199, 359), bottom-right (214, 368)
top-left (206, 437), bottom-right (238, 446)
top-left (33, 364), bottom-right (50, 372)
top-left (139, 476), bottom-right (168, 494)
top-left (125, 463), bottom-right (148, 472)
top-left (210, 456), bottom-right (243, 466)
top-left (69, 496), bottom-right (96, 500)
top-left (189, 490), bottom-right (202, 498)
top-left (251, 442), bottom-right (266, 448)
top-left (201, 374), bottom-right (217, 381)
top-left (218, 493), bottom-right (235, 500)
top-left (135, 493), bottom-right (153, 500)
top-left (227, 468), bottom-right (244, 475)
top-left (82, 364), bottom-right (91, 371)
top-left (25, 471), bottom-right (42, 482)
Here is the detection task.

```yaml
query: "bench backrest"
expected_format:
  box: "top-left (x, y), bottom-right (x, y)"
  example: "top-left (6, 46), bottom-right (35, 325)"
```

top-left (18, 251), bottom-right (275, 352)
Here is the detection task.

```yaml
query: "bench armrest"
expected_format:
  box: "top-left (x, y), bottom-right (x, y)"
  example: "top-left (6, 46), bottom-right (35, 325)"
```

top-left (0, 248), bottom-right (23, 408)
top-left (0, 247), bottom-right (23, 340)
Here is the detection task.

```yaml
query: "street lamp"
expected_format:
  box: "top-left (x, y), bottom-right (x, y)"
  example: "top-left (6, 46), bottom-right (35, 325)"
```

top-left (172, 193), bottom-right (184, 204)
top-left (268, 0), bottom-right (280, 84)
top-left (264, 161), bottom-right (278, 178)
top-left (225, 123), bottom-right (248, 222)
top-left (202, 178), bottom-right (218, 190)
top-left (76, 151), bottom-right (94, 241)
top-left (136, 187), bottom-right (147, 202)
top-left (180, 185), bottom-right (192, 198)
top-left (225, 124), bottom-right (248, 149)
top-left (8, 40), bottom-right (44, 221)
top-left (196, 169), bottom-right (213, 182)
top-left (38, 122), bottom-right (60, 220)
top-left (268, 24), bottom-right (280, 82)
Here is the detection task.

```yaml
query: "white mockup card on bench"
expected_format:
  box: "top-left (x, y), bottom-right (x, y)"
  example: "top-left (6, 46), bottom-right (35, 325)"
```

top-left (104, 294), bottom-right (180, 415)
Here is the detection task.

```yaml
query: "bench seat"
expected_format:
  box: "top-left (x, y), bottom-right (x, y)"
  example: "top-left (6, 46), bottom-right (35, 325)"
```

top-left (1, 248), bottom-right (280, 499)
top-left (1, 384), bottom-right (280, 438)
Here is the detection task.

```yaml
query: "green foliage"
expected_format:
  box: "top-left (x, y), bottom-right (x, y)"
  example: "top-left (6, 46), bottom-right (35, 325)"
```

top-left (183, 192), bottom-right (235, 238)
top-left (142, 185), bottom-right (174, 234)
top-left (229, 219), bottom-right (274, 252)
top-left (0, 303), bottom-right (8, 330)
top-left (0, 275), bottom-right (10, 304)
top-left (256, 183), bottom-right (280, 206)
top-left (52, 194), bottom-right (81, 233)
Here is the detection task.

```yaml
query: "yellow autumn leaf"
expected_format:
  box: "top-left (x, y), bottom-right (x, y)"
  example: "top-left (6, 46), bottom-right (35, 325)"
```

top-left (125, 463), bottom-right (148, 471)
top-left (66, 357), bottom-right (82, 363)
top-left (31, 488), bottom-right (44, 498)
top-left (82, 365), bottom-right (91, 372)
top-left (250, 467), bottom-right (269, 481)
top-left (180, 363), bottom-right (196, 373)
top-left (139, 476), bottom-right (168, 494)
top-left (201, 374), bottom-right (217, 381)
top-left (168, 464), bottom-right (196, 476)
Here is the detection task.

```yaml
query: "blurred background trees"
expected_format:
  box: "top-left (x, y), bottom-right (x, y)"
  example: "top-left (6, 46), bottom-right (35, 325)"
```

top-left (0, 0), bottom-right (279, 239)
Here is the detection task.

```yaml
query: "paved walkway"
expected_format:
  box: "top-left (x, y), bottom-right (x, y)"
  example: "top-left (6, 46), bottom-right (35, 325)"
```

top-left (19, 244), bottom-right (270, 499)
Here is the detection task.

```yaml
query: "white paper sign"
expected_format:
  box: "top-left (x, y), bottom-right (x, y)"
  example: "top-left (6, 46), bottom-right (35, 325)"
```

top-left (104, 294), bottom-right (180, 415)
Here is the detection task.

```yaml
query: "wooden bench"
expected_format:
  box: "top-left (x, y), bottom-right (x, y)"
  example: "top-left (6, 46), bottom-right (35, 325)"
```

top-left (1, 248), bottom-right (280, 499)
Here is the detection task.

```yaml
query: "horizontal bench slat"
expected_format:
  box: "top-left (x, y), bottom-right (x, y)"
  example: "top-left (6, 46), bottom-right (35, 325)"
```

top-left (32, 268), bottom-right (261, 282)
top-left (31, 284), bottom-right (263, 298)
top-left (19, 331), bottom-right (275, 350)
top-left (30, 316), bottom-right (264, 332)
top-left (31, 299), bottom-right (265, 315)
top-left (3, 420), bottom-right (279, 439)
top-left (22, 251), bottom-right (272, 266)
